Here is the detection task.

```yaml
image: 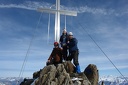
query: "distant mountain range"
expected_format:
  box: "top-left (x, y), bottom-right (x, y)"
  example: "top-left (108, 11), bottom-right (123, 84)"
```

top-left (0, 76), bottom-right (128, 85)
top-left (99, 75), bottom-right (128, 85)
top-left (0, 77), bottom-right (23, 85)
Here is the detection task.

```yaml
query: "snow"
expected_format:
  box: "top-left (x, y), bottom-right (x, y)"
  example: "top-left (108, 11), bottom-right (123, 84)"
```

top-left (99, 75), bottom-right (128, 85)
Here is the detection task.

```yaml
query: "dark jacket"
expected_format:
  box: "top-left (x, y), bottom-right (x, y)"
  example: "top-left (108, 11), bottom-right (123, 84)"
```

top-left (67, 38), bottom-right (78, 52)
top-left (60, 33), bottom-right (69, 47)
top-left (48, 48), bottom-right (62, 62)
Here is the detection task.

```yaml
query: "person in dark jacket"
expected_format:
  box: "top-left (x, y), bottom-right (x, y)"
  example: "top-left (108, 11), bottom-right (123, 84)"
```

top-left (47, 42), bottom-right (62, 65)
top-left (67, 32), bottom-right (81, 73)
top-left (59, 29), bottom-right (69, 60)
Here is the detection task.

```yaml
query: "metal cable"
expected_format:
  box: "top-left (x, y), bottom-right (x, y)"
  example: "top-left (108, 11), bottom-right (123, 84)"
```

top-left (77, 21), bottom-right (128, 82)
top-left (16, 13), bottom-right (43, 85)
top-left (47, 13), bottom-right (51, 44)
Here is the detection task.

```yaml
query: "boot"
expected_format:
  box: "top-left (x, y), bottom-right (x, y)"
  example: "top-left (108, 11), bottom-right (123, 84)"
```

top-left (76, 65), bottom-right (81, 73)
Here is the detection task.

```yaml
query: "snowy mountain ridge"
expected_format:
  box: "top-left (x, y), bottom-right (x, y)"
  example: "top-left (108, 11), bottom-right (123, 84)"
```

top-left (0, 77), bottom-right (23, 85)
top-left (0, 76), bottom-right (128, 85)
top-left (99, 75), bottom-right (128, 85)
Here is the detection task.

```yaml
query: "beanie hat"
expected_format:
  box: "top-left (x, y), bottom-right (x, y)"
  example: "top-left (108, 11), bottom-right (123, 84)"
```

top-left (54, 42), bottom-right (59, 46)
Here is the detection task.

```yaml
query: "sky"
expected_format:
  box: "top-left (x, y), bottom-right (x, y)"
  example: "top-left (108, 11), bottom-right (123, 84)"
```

top-left (0, 0), bottom-right (128, 77)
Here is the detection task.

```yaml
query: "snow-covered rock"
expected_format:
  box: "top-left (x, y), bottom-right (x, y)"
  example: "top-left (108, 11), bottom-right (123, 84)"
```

top-left (99, 75), bottom-right (128, 85)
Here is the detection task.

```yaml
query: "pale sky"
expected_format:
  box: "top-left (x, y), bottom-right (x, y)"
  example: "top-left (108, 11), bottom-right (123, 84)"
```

top-left (0, 0), bottom-right (128, 77)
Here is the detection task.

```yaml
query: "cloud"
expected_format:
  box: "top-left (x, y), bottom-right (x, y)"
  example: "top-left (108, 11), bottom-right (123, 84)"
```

top-left (0, 1), bottom-right (128, 77)
top-left (65, 6), bottom-right (109, 15)
top-left (0, 60), bottom-right (45, 77)
top-left (80, 56), bottom-right (128, 72)
top-left (79, 50), bottom-right (128, 71)
top-left (0, 1), bottom-right (127, 16)
top-left (99, 65), bottom-right (128, 70)
top-left (0, 1), bottom-right (52, 10)
top-left (79, 54), bottom-right (128, 64)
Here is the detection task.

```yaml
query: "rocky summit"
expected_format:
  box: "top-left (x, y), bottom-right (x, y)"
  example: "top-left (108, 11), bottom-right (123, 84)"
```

top-left (20, 61), bottom-right (99, 85)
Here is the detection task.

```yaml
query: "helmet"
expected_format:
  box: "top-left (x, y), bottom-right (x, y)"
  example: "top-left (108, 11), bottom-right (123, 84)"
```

top-left (63, 28), bottom-right (67, 32)
top-left (69, 32), bottom-right (73, 36)
top-left (54, 42), bottom-right (59, 46)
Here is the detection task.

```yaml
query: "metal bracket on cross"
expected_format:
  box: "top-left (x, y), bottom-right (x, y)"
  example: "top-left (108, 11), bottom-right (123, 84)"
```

top-left (37, 0), bottom-right (77, 42)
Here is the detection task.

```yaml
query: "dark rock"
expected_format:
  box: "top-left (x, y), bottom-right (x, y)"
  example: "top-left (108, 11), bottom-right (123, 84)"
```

top-left (62, 61), bottom-right (76, 73)
top-left (20, 78), bottom-right (34, 85)
top-left (33, 61), bottom-right (75, 79)
top-left (33, 70), bottom-right (40, 79)
top-left (84, 64), bottom-right (99, 85)
top-left (70, 72), bottom-right (91, 85)
top-left (33, 62), bottom-right (92, 85)
top-left (21, 61), bottom-right (99, 85)
top-left (34, 64), bottom-right (73, 85)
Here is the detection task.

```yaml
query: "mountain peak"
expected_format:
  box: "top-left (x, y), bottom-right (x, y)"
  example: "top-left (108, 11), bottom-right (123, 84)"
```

top-left (20, 61), bottom-right (99, 85)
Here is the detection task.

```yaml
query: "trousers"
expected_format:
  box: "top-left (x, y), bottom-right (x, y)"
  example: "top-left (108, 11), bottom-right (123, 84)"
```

top-left (68, 50), bottom-right (79, 66)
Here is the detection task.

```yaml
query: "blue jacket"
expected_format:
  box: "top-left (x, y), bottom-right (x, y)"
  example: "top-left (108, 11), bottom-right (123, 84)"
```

top-left (59, 33), bottom-right (69, 47)
top-left (67, 38), bottom-right (78, 52)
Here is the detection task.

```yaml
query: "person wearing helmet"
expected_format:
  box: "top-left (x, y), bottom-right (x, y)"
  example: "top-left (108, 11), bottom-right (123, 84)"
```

top-left (67, 32), bottom-right (81, 73)
top-left (59, 28), bottom-right (69, 60)
top-left (47, 42), bottom-right (62, 65)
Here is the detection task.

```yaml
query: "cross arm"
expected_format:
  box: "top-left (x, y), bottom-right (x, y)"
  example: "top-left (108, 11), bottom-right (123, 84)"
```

top-left (37, 8), bottom-right (77, 16)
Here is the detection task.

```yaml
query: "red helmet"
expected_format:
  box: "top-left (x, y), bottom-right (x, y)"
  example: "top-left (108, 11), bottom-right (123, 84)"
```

top-left (54, 42), bottom-right (59, 46)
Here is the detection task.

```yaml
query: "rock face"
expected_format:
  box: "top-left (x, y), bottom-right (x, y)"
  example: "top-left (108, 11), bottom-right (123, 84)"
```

top-left (20, 61), bottom-right (99, 85)
top-left (84, 64), bottom-right (99, 85)
top-left (34, 64), bottom-right (73, 85)
top-left (20, 78), bottom-right (34, 85)
top-left (62, 61), bottom-right (76, 73)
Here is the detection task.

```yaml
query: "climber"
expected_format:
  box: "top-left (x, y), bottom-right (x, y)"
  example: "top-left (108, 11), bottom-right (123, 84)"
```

top-left (67, 32), bottom-right (81, 73)
top-left (46, 42), bottom-right (63, 65)
top-left (59, 28), bottom-right (69, 61)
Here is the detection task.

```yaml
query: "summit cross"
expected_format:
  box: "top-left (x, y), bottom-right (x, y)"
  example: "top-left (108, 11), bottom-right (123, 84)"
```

top-left (37, 0), bottom-right (77, 42)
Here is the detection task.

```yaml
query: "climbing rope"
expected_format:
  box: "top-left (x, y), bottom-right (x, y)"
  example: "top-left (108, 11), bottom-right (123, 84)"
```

top-left (16, 13), bottom-right (43, 85)
top-left (77, 20), bottom-right (128, 82)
